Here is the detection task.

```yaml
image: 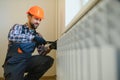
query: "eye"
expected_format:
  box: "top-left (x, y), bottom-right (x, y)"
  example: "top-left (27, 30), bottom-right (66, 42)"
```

top-left (35, 17), bottom-right (41, 21)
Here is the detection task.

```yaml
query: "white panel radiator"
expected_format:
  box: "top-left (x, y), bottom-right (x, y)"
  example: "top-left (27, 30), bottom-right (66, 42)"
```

top-left (57, 0), bottom-right (120, 80)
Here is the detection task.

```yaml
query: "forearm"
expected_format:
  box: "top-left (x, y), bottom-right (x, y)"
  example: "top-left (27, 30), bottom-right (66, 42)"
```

top-left (33, 35), bottom-right (47, 45)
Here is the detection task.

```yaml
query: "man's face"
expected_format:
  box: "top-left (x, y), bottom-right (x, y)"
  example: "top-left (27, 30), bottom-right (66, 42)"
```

top-left (29, 15), bottom-right (41, 29)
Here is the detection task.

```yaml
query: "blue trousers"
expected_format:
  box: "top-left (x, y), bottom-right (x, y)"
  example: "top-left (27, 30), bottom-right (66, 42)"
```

top-left (4, 55), bottom-right (54, 80)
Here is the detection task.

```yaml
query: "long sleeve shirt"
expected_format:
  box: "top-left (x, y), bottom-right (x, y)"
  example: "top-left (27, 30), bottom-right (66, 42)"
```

top-left (8, 24), bottom-right (35, 43)
top-left (8, 24), bottom-right (46, 54)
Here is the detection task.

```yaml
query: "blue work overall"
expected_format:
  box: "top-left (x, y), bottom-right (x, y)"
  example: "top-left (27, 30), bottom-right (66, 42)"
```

top-left (3, 42), bottom-right (54, 80)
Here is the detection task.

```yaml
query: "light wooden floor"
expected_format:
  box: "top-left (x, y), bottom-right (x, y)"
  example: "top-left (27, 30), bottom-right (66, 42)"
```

top-left (0, 76), bottom-right (56, 80)
top-left (40, 76), bottom-right (56, 80)
top-left (0, 78), bottom-right (4, 80)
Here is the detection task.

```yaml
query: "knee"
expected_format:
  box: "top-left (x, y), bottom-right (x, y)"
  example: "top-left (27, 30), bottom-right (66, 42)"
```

top-left (45, 56), bottom-right (54, 68)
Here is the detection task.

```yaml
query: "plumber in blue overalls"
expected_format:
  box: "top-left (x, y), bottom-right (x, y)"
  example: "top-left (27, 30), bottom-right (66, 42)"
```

top-left (3, 5), bottom-right (55, 80)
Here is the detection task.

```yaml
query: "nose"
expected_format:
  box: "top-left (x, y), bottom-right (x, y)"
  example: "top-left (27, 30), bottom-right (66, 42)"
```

top-left (36, 18), bottom-right (41, 24)
top-left (34, 17), bottom-right (41, 23)
top-left (37, 20), bottom-right (40, 24)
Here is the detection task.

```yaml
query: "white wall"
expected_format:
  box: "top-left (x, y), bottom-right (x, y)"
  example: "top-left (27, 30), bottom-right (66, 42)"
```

top-left (57, 0), bottom-right (65, 38)
top-left (0, 0), bottom-right (56, 77)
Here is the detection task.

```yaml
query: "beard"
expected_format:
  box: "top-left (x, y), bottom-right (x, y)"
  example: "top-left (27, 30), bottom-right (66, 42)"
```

top-left (30, 22), bottom-right (39, 29)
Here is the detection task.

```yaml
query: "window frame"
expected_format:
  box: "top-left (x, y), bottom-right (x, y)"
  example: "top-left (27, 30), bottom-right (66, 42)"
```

top-left (64, 0), bottom-right (100, 33)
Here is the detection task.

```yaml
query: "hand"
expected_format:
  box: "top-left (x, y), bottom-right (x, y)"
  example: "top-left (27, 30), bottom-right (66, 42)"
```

top-left (49, 40), bottom-right (57, 49)
top-left (37, 45), bottom-right (51, 56)
top-left (45, 47), bottom-right (51, 53)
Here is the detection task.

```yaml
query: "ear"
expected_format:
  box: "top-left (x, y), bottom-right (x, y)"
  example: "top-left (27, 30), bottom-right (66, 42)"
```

top-left (27, 14), bottom-right (31, 20)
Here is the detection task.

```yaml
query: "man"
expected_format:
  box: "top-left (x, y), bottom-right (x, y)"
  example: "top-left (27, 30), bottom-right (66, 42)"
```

top-left (3, 5), bottom-right (56, 80)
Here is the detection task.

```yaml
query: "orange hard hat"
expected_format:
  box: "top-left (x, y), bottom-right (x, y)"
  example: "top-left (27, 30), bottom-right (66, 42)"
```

top-left (27, 6), bottom-right (44, 19)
